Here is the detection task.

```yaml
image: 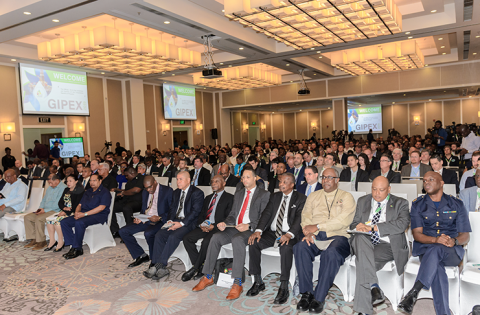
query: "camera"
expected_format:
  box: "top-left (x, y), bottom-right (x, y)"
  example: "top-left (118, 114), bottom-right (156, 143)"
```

top-left (104, 141), bottom-right (112, 149)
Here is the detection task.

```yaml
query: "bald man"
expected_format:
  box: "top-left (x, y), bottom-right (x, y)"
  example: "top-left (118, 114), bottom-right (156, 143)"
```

top-left (221, 164), bottom-right (240, 187)
top-left (398, 172), bottom-right (471, 315)
top-left (119, 175), bottom-right (173, 268)
top-left (182, 175), bottom-right (234, 281)
top-left (350, 177), bottom-right (410, 315)
top-left (0, 169), bottom-right (28, 218)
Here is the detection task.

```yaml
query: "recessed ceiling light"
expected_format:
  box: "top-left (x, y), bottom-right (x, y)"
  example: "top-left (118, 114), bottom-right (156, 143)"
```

top-left (328, 107), bottom-right (330, 109)
top-left (425, 64), bottom-right (429, 66)
top-left (359, 105), bottom-right (362, 107)
top-left (429, 99), bottom-right (432, 101)
top-left (172, 74), bottom-right (175, 76)
top-left (290, 80), bottom-right (293, 82)
top-left (318, 56), bottom-right (322, 58)
top-left (441, 46), bottom-right (445, 48)
top-left (316, 51), bottom-right (321, 54)
top-left (405, 32), bottom-right (410, 35)
top-left (392, 102), bottom-right (395, 104)
top-left (408, 36), bottom-right (413, 39)
top-left (438, 37), bottom-right (443, 40)
top-left (162, 72), bottom-right (165, 74)
top-left (310, 48), bottom-right (315, 50)
top-left (239, 47), bottom-right (244, 50)
top-left (300, 109), bottom-right (302, 111)
top-left (313, 73), bottom-right (316, 75)
top-left (469, 95), bottom-right (472, 98)
top-left (431, 9), bottom-right (437, 13)
top-left (222, 9), bottom-right (225, 12)
top-left (286, 63), bottom-right (290, 66)
top-left (101, 72), bottom-right (105, 74)
top-left (52, 19), bottom-right (59, 22)
top-left (164, 21), bottom-right (170, 24)
top-left (220, 62), bottom-right (224, 65)
top-left (228, 65), bottom-right (232, 67)
top-left (11, 59), bottom-right (16, 62)
top-left (403, 94), bottom-right (406, 96)
top-left (444, 91), bottom-right (446, 92)
top-left (442, 52), bottom-right (446, 55)
top-left (23, 12), bottom-right (31, 15)
top-left (272, 112), bottom-right (274, 113)
top-left (477, 36), bottom-right (480, 38)
top-left (474, 53), bottom-right (478, 55)
top-left (204, 87), bottom-right (206, 89)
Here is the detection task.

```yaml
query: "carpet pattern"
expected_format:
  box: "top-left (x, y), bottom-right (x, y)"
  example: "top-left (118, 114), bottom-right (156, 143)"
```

top-left (0, 237), bottom-right (436, 315)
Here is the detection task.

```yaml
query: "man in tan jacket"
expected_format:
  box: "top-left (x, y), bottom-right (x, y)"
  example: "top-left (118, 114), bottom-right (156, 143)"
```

top-left (294, 168), bottom-right (356, 314)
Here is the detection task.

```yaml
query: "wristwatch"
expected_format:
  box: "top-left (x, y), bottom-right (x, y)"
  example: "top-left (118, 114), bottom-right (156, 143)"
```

top-left (316, 224), bottom-right (320, 231)
top-left (371, 226), bottom-right (375, 233)
top-left (454, 237), bottom-right (458, 246)
top-left (84, 212), bottom-right (89, 217)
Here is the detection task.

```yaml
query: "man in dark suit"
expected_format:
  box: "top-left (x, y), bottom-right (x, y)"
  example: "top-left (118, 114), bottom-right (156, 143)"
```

top-left (15, 160), bottom-right (28, 175)
top-left (193, 168), bottom-right (270, 300)
top-left (248, 156), bottom-right (268, 182)
top-left (340, 155), bottom-right (370, 191)
top-left (391, 148), bottom-right (406, 172)
top-left (98, 162), bottom-right (117, 191)
top-left (401, 151), bottom-right (432, 178)
top-left (247, 172), bottom-right (306, 304)
top-left (143, 171), bottom-right (204, 280)
top-left (367, 129), bottom-right (374, 143)
top-left (350, 176), bottom-right (410, 315)
top-left (182, 175), bottom-right (234, 281)
top-left (158, 155), bottom-right (176, 183)
top-left (287, 153), bottom-right (306, 187)
top-left (221, 164), bottom-right (240, 187)
top-left (430, 155), bottom-right (459, 193)
top-left (364, 149), bottom-right (380, 173)
top-left (268, 161), bottom-right (287, 193)
top-left (119, 175), bottom-right (173, 268)
top-left (296, 166), bottom-right (322, 196)
top-left (190, 157), bottom-right (211, 186)
top-left (145, 157), bottom-right (159, 175)
top-left (211, 153), bottom-right (232, 179)
top-left (369, 154), bottom-right (401, 183)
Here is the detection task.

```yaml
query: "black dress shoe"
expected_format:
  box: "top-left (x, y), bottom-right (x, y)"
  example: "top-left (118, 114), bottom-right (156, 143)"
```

top-left (53, 244), bottom-right (65, 252)
top-left (65, 248), bottom-right (83, 260)
top-left (371, 286), bottom-right (385, 306)
top-left (246, 282), bottom-right (265, 297)
top-left (297, 292), bottom-right (313, 311)
top-left (398, 288), bottom-right (419, 314)
top-left (63, 247), bottom-right (75, 258)
top-left (112, 231), bottom-right (121, 238)
top-left (274, 288), bottom-right (289, 304)
top-left (309, 299), bottom-right (325, 314)
top-left (182, 267), bottom-right (198, 282)
top-left (44, 241), bottom-right (58, 251)
top-left (128, 255), bottom-right (150, 268)
top-left (193, 271), bottom-right (204, 280)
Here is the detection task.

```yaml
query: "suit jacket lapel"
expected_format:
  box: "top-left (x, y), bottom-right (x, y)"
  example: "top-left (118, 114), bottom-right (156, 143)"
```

top-left (471, 189), bottom-right (477, 211)
top-left (287, 192), bottom-right (297, 223)
top-left (362, 196), bottom-right (372, 223)
top-left (385, 195), bottom-right (394, 222)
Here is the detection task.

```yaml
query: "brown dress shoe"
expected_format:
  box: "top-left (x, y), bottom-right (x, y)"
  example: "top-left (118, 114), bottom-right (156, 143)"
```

top-left (226, 284), bottom-right (243, 300)
top-left (24, 240), bottom-right (37, 248)
top-left (192, 276), bottom-right (214, 292)
top-left (32, 241), bottom-right (47, 251)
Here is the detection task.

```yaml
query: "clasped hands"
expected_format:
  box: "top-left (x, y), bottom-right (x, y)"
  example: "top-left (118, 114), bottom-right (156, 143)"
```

top-left (217, 222), bottom-right (249, 232)
top-left (435, 233), bottom-right (455, 247)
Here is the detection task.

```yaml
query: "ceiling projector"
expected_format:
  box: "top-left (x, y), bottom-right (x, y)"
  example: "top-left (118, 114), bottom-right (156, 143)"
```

top-left (202, 68), bottom-right (223, 79)
top-left (298, 88), bottom-right (310, 95)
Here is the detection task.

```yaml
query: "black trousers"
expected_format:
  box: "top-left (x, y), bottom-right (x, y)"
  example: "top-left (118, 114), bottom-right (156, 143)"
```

top-left (183, 227), bottom-right (219, 270)
top-left (110, 199), bottom-right (143, 233)
top-left (248, 230), bottom-right (298, 281)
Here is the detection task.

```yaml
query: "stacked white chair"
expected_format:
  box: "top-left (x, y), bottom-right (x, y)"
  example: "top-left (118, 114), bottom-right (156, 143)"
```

top-left (171, 178), bottom-right (178, 190)
top-left (400, 179), bottom-right (423, 195)
top-left (155, 177), bottom-right (169, 186)
top-left (459, 212), bottom-right (480, 315)
top-left (338, 182), bottom-right (352, 191)
top-left (357, 182), bottom-right (372, 194)
top-left (443, 184), bottom-right (456, 196)
top-left (390, 183), bottom-right (418, 208)
top-left (224, 187), bottom-right (236, 195)
top-left (1, 187), bottom-right (42, 241)
top-left (349, 191), bottom-right (366, 203)
top-left (197, 186), bottom-right (213, 196)
top-left (82, 192), bottom-right (116, 254)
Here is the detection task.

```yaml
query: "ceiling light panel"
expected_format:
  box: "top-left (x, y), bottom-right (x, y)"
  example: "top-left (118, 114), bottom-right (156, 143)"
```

top-left (330, 40), bottom-right (424, 76)
top-left (224, 0), bottom-right (402, 49)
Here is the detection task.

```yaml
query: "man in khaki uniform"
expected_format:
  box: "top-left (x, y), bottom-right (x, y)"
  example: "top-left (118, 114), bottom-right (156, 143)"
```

top-left (294, 168), bottom-right (356, 314)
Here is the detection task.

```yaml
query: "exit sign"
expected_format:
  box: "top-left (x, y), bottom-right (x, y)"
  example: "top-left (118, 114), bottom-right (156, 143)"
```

top-left (180, 120), bottom-right (185, 124)
top-left (252, 122), bottom-right (256, 125)
top-left (38, 117), bottom-right (51, 123)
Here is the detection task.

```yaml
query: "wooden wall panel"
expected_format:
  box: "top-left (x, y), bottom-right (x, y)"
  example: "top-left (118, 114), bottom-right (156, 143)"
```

top-left (443, 100), bottom-right (461, 125)
top-left (308, 111), bottom-right (321, 140)
top-left (143, 85), bottom-right (156, 149)
top-left (399, 67), bottom-right (441, 90)
top-left (296, 111), bottom-right (308, 140)
top-left (245, 88), bottom-right (270, 105)
top-left (321, 110), bottom-right (333, 140)
top-left (232, 112), bottom-right (242, 144)
top-left (462, 98), bottom-right (480, 124)
top-left (222, 90), bottom-right (245, 107)
top-left (362, 73), bottom-right (399, 95)
top-left (328, 77), bottom-right (361, 97)
top-left (270, 84), bottom-right (298, 103)
top-left (203, 92), bottom-right (215, 147)
top-left (155, 86), bottom-right (173, 151)
top-left (265, 114), bottom-right (272, 140)
top-left (425, 101), bottom-right (442, 129)
top-left (381, 105), bottom-right (392, 140)
top-left (87, 77), bottom-right (107, 153)
top-left (107, 80), bottom-right (125, 148)
top-left (193, 91), bottom-right (204, 146)
top-left (284, 113), bottom-right (295, 140)
top-left (0, 66), bottom-right (22, 160)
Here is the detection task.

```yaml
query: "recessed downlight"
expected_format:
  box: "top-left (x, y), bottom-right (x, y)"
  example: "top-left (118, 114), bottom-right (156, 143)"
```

top-left (408, 36), bottom-right (413, 39)
top-left (239, 47), bottom-right (244, 50)
top-left (286, 63), bottom-right (290, 66)
top-left (23, 12), bottom-right (31, 15)
top-left (52, 19), bottom-right (59, 22)
top-left (441, 46), bottom-right (445, 48)
top-left (431, 9), bottom-right (437, 13)
top-left (405, 32), bottom-right (411, 35)
top-left (101, 72), bottom-right (105, 74)
top-left (438, 37), bottom-right (443, 40)
top-left (164, 21), bottom-right (170, 24)
top-left (11, 59), bottom-right (16, 61)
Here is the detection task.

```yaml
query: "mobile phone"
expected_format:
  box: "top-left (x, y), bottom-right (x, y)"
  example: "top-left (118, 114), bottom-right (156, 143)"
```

top-left (0, 193), bottom-right (4, 199)
top-left (35, 209), bottom-right (42, 213)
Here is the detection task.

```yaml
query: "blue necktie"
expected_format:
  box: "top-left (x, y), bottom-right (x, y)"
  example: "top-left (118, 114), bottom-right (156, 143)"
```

top-left (306, 185), bottom-right (312, 196)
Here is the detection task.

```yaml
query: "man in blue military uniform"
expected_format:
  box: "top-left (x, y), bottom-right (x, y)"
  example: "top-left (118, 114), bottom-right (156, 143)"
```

top-left (60, 173), bottom-right (112, 259)
top-left (398, 171), bottom-right (471, 315)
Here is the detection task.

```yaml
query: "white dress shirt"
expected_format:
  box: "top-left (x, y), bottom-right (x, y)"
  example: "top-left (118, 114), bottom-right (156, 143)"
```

top-left (270, 191), bottom-right (295, 238)
top-left (369, 196), bottom-right (390, 243)
top-left (237, 186), bottom-right (256, 225)
top-left (177, 186), bottom-right (190, 223)
top-left (461, 131), bottom-right (480, 160)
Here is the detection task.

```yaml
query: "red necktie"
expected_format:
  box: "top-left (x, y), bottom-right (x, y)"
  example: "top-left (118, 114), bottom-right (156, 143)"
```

top-left (206, 193), bottom-right (217, 220)
top-left (217, 164), bottom-right (222, 174)
top-left (238, 190), bottom-right (251, 224)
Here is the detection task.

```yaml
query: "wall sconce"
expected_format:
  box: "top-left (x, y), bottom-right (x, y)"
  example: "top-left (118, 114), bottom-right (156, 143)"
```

top-left (1, 122), bottom-right (15, 141)
top-left (477, 111), bottom-right (480, 118)
top-left (73, 123), bottom-right (85, 137)
top-left (311, 121), bottom-right (317, 131)
top-left (414, 116), bottom-right (420, 126)
top-left (162, 123), bottom-right (170, 136)
top-left (243, 123), bottom-right (248, 132)
top-left (261, 123), bottom-right (266, 132)
top-left (196, 123), bottom-right (203, 135)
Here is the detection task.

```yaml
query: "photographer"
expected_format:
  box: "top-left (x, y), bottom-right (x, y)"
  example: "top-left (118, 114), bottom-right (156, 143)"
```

top-left (459, 124), bottom-right (480, 169)
top-left (432, 120), bottom-right (448, 154)
top-left (446, 124), bottom-right (463, 145)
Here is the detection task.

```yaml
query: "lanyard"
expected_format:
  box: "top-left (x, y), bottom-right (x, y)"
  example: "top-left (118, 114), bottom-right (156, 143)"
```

top-left (375, 195), bottom-right (390, 214)
top-left (324, 189), bottom-right (338, 219)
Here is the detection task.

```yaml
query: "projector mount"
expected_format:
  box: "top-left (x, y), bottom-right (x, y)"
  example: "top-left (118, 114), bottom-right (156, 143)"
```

top-left (298, 69), bottom-right (310, 95)
top-left (201, 34), bottom-right (223, 78)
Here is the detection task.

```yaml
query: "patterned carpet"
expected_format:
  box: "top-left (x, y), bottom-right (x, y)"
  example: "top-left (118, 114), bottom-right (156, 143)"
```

top-left (0, 236), bottom-right (436, 315)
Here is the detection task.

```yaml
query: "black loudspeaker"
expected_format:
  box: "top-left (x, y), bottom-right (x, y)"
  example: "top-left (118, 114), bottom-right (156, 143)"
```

top-left (212, 128), bottom-right (218, 139)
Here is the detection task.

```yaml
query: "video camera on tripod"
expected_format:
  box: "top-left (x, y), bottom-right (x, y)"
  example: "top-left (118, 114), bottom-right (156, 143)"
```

top-left (101, 140), bottom-right (112, 153)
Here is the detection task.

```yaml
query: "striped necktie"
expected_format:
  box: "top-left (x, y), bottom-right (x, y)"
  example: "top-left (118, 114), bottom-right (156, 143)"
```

top-left (275, 195), bottom-right (289, 238)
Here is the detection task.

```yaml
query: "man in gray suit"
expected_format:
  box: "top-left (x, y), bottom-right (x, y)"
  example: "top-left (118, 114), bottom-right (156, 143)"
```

top-left (211, 153), bottom-right (233, 179)
top-left (350, 176), bottom-right (410, 315)
top-left (192, 168), bottom-right (270, 300)
top-left (400, 151), bottom-right (432, 178)
top-left (459, 166), bottom-right (480, 212)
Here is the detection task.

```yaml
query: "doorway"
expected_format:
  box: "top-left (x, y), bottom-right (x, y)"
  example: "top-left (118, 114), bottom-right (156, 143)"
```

top-left (23, 128), bottom-right (64, 152)
top-left (248, 126), bottom-right (260, 147)
top-left (172, 127), bottom-right (193, 149)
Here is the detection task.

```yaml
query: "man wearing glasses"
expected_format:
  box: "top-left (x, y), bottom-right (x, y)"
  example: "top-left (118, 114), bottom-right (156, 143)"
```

top-left (369, 154), bottom-right (401, 183)
top-left (294, 168), bottom-right (356, 314)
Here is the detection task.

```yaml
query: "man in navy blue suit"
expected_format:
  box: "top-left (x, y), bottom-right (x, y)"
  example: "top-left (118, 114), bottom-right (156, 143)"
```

top-left (296, 166), bottom-right (322, 197)
top-left (119, 175), bottom-right (173, 268)
top-left (143, 171), bottom-right (204, 280)
top-left (288, 153), bottom-right (306, 187)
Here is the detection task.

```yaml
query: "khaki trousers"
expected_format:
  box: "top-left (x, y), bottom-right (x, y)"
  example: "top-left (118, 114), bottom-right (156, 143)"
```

top-left (24, 211), bottom-right (55, 242)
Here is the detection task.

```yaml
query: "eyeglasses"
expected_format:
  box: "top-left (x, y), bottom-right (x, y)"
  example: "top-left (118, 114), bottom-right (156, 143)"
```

top-left (380, 160), bottom-right (390, 163)
top-left (321, 176), bottom-right (339, 181)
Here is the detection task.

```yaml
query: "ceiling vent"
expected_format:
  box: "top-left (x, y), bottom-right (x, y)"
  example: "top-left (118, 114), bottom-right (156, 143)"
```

top-left (464, 0), bottom-right (474, 21)
top-left (464, 30), bottom-right (471, 60)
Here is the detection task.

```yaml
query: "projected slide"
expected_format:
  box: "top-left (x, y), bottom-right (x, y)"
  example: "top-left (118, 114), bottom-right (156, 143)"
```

top-left (347, 105), bottom-right (382, 134)
top-left (49, 138), bottom-right (85, 158)
top-left (20, 63), bottom-right (89, 116)
top-left (163, 84), bottom-right (197, 120)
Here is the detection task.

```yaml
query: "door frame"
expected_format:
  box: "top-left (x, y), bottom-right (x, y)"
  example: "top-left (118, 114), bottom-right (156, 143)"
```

top-left (172, 126), bottom-right (193, 149)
